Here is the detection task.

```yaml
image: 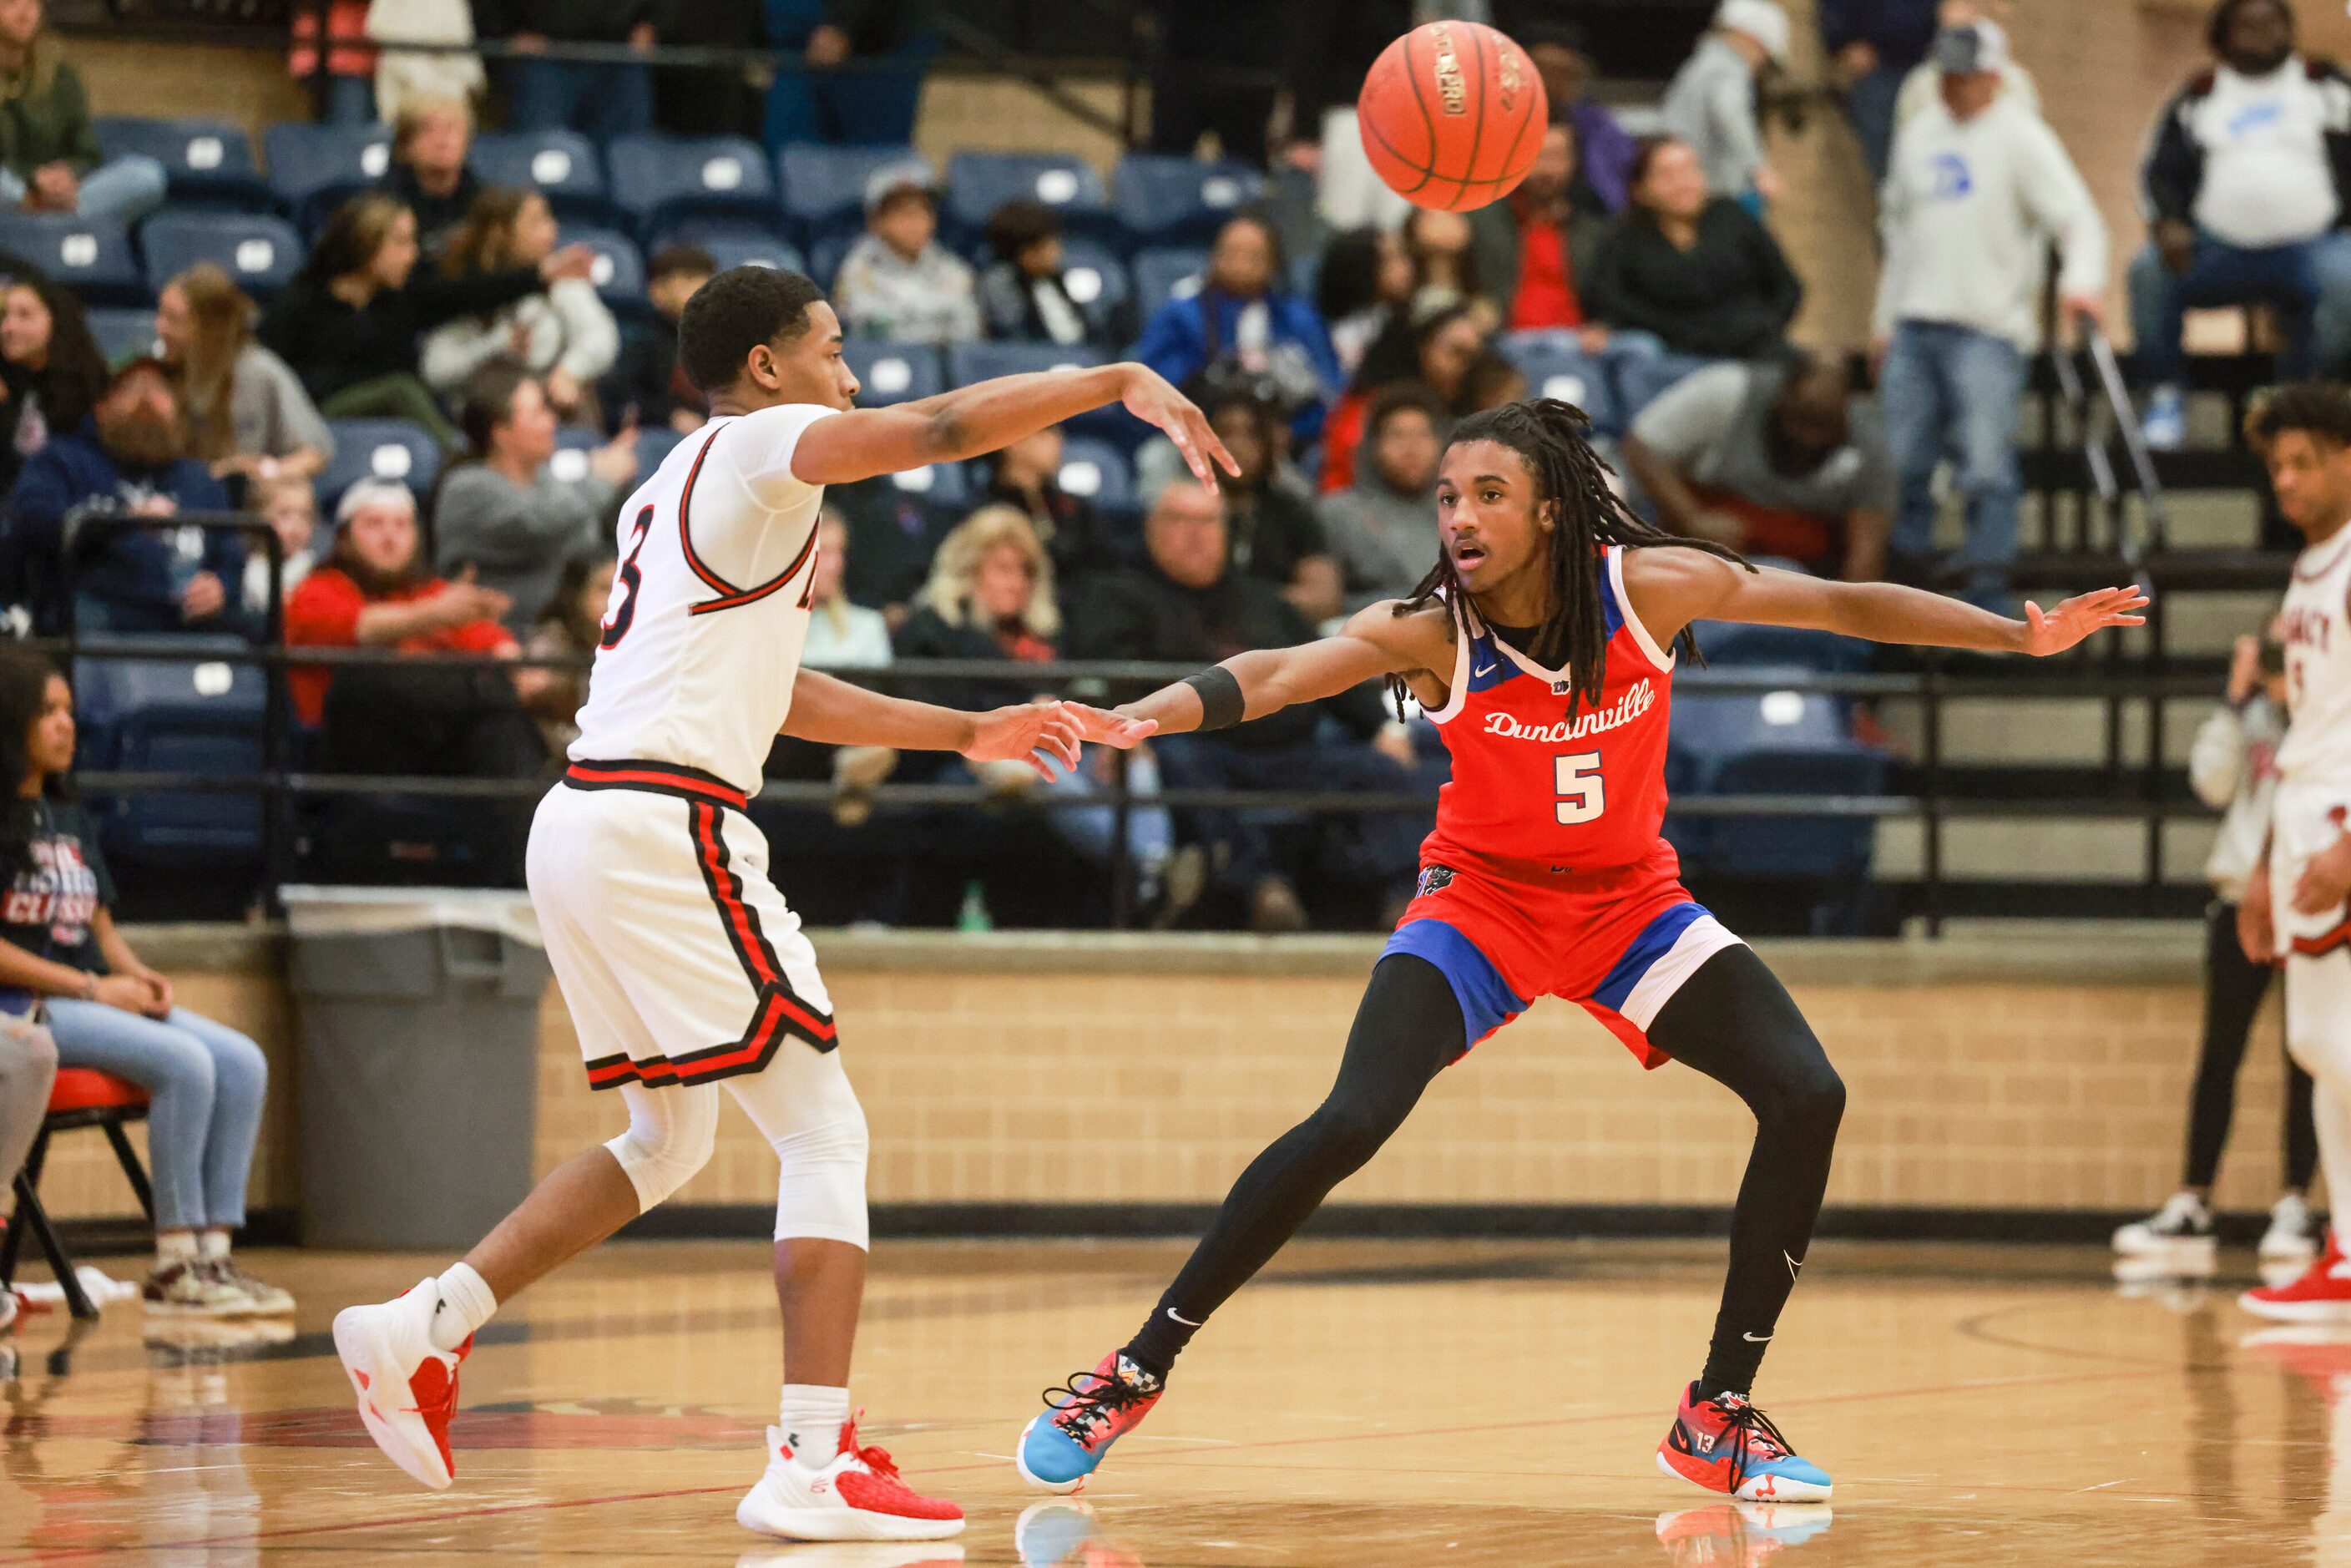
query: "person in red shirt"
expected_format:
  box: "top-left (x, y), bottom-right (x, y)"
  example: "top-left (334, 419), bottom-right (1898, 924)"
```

top-left (1469, 119), bottom-right (1615, 343)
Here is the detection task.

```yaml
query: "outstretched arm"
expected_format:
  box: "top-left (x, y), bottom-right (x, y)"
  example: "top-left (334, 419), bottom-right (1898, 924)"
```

top-left (1094, 604), bottom-right (1440, 740)
top-left (784, 669), bottom-right (1082, 780)
top-left (790, 363), bottom-right (1236, 491)
top-left (1624, 548), bottom-right (2147, 656)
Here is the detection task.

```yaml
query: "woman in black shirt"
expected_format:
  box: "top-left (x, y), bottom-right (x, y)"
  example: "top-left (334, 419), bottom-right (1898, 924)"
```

top-left (1583, 136), bottom-right (1803, 361)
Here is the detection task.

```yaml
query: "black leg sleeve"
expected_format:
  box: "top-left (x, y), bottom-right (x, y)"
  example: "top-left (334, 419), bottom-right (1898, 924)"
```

top-left (2184, 900), bottom-right (2278, 1190)
top-left (1644, 944), bottom-right (1846, 1399)
top-left (1122, 954), bottom-right (1464, 1378)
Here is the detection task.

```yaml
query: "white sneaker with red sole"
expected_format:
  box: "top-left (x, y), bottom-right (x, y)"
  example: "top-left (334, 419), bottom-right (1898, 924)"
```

top-left (332, 1277), bottom-right (471, 1490)
top-left (2241, 1232), bottom-right (2351, 1323)
top-left (736, 1415), bottom-right (964, 1542)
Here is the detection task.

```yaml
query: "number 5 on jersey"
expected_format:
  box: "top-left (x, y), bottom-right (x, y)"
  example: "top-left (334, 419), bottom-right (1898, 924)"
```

top-left (1555, 751), bottom-right (1605, 824)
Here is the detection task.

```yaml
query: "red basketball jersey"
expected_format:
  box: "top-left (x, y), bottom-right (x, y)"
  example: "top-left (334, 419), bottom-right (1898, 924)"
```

top-left (1420, 545), bottom-right (1675, 871)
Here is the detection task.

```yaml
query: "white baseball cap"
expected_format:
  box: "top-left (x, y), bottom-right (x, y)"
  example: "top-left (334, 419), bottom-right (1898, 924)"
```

top-left (1716, 0), bottom-right (1792, 63)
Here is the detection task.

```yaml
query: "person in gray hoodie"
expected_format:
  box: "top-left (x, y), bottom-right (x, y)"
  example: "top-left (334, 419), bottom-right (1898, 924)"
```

top-left (1316, 382), bottom-right (1445, 614)
top-left (432, 357), bottom-right (635, 635)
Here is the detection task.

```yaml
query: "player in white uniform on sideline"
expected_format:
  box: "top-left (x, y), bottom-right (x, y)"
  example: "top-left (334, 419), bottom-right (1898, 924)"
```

top-left (329, 266), bottom-right (1230, 1540)
top-left (2240, 384), bottom-right (2351, 1323)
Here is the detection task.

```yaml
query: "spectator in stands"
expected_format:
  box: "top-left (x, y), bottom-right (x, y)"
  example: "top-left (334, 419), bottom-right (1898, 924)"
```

top-left (830, 475), bottom-right (945, 626)
top-left (519, 547), bottom-right (612, 756)
top-left (368, 0), bottom-right (486, 125)
top-left (1621, 352), bottom-right (1894, 581)
top-left (982, 425), bottom-right (1113, 579)
top-left (240, 470), bottom-right (317, 617)
top-left (1821, 0), bottom-right (1940, 184)
top-left (2131, 0), bottom-right (2351, 450)
top-left (1403, 208), bottom-right (1496, 330)
top-left (1582, 136), bottom-right (1802, 362)
top-left (1660, 0), bottom-right (1790, 208)
top-left (0, 271), bottom-right (104, 492)
top-left (1892, 2), bottom-right (2035, 131)
top-left (376, 95), bottom-right (483, 259)
top-left (1876, 20), bottom-right (2106, 606)
top-left (1066, 475), bottom-right (1420, 931)
top-left (289, 0), bottom-right (377, 126)
top-left (1519, 21), bottom-right (1637, 213)
top-left (422, 187), bottom-right (619, 424)
top-left (1319, 299), bottom-right (1486, 494)
top-left (762, 0), bottom-right (938, 150)
top-left (894, 503), bottom-right (1059, 690)
top-left (802, 507), bottom-right (891, 669)
top-left (978, 198), bottom-right (1114, 348)
top-left (777, 507), bottom-right (897, 835)
top-left (1135, 212), bottom-right (1341, 443)
top-left (0, 997), bottom-right (51, 1332)
top-left (599, 243), bottom-right (712, 436)
top-left (1204, 390), bottom-right (1336, 621)
top-left (0, 0), bottom-right (165, 225)
top-left (154, 264), bottom-right (333, 491)
top-left (1315, 225), bottom-right (1414, 379)
top-left (833, 159), bottom-right (980, 346)
top-left (9, 357), bottom-right (245, 635)
top-left (260, 193), bottom-right (594, 452)
top-left (0, 646), bottom-right (286, 1316)
top-left (435, 358), bottom-right (634, 635)
top-left (1469, 119), bottom-right (1613, 341)
top-left (1460, 349), bottom-right (1529, 412)
top-left (475, 0), bottom-right (657, 142)
top-left (1318, 382), bottom-right (1445, 611)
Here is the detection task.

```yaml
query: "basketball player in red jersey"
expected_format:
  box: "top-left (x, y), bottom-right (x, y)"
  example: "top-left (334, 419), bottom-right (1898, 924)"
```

top-left (1024, 399), bottom-right (2146, 1502)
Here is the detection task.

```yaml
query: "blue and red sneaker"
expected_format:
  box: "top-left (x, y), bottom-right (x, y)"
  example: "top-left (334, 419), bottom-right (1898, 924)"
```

top-left (1014, 1353), bottom-right (1163, 1493)
top-left (1656, 1383), bottom-right (1833, 1502)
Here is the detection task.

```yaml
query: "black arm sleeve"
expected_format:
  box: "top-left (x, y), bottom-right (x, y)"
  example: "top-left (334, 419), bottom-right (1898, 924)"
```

top-left (405, 266), bottom-right (545, 332)
top-left (2144, 85), bottom-right (2206, 228)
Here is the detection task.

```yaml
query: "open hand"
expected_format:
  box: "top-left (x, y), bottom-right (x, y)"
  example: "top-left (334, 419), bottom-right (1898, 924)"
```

top-left (963, 699), bottom-right (1084, 781)
top-left (1120, 367), bottom-right (1240, 493)
top-left (2295, 835), bottom-right (2351, 917)
top-left (2021, 586), bottom-right (2149, 656)
top-left (1061, 702), bottom-right (1157, 749)
top-left (179, 571), bottom-right (226, 621)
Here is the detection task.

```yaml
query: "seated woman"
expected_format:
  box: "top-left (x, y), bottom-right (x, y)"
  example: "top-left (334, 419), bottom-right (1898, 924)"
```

top-left (1317, 299), bottom-right (1488, 494)
top-left (1581, 135), bottom-right (1802, 364)
top-left (257, 194), bottom-right (594, 452)
top-left (0, 271), bottom-right (106, 492)
top-left (977, 198), bottom-right (1115, 346)
top-left (421, 188), bottom-right (619, 424)
top-left (156, 262), bottom-right (334, 491)
top-left (0, 645), bottom-right (286, 1315)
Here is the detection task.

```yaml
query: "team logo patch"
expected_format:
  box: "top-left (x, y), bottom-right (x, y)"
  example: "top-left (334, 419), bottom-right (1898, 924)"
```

top-left (1416, 866), bottom-right (1455, 898)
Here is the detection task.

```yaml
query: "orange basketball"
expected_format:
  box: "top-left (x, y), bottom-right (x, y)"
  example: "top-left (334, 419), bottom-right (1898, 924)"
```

top-left (1356, 21), bottom-right (1549, 214)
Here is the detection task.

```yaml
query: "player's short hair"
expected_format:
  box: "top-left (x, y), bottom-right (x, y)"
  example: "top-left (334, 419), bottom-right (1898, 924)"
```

top-left (676, 266), bottom-right (827, 395)
top-left (2245, 382), bottom-right (2351, 454)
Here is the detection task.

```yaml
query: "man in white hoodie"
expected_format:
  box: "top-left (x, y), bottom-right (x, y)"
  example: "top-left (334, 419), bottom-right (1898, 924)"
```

top-left (1873, 19), bottom-right (2106, 608)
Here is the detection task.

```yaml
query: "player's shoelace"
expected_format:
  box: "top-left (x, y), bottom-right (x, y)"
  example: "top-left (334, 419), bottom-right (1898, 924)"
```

top-left (842, 1418), bottom-right (904, 1481)
top-left (1040, 1368), bottom-right (1153, 1444)
top-left (1700, 1393), bottom-right (1797, 1490)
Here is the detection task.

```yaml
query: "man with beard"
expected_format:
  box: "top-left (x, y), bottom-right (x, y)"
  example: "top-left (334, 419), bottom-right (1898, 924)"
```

top-left (7, 357), bottom-right (245, 634)
top-left (1621, 352), bottom-right (1894, 583)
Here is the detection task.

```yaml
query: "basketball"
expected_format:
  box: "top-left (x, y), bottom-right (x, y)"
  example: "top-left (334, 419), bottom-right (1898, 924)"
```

top-left (1356, 20), bottom-right (1549, 214)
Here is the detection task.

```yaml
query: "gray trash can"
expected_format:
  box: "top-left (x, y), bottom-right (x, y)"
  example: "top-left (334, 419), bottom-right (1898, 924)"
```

top-left (280, 886), bottom-right (551, 1249)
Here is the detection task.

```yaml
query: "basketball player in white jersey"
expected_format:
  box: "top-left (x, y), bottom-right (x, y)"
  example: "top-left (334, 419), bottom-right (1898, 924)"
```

top-left (329, 266), bottom-right (1229, 1540)
top-left (2239, 384), bottom-right (2351, 1323)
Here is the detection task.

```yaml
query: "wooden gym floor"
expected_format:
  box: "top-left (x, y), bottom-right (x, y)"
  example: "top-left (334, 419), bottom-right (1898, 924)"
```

top-left (0, 1237), bottom-right (2333, 1565)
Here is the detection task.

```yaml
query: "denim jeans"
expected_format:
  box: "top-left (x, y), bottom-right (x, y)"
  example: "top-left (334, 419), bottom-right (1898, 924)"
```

top-left (504, 58), bottom-right (654, 140)
top-left (0, 154), bottom-right (167, 225)
top-left (1879, 320), bottom-right (2027, 608)
top-left (2124, 227), bottom-right (2351, 386)
top-left (46, 1001), bottom-right (265, 1232)
top-left (1845, 63), bottom-right (1905, 187)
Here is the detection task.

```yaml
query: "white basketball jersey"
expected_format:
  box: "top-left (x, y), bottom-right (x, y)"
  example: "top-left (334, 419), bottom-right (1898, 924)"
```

top-left (2278, 521), bottom-right (2351, 787)
top-left (568, 402), bottom-right (837, 795)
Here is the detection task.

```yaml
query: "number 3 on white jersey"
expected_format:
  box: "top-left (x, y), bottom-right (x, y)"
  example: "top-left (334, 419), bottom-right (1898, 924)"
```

top-left (1554, 751), bottom-right (1605, 824)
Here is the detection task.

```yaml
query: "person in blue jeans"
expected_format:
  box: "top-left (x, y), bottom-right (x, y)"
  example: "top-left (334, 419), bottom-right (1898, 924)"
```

top-left (474, 0), bottom-right (656, 142)
top-left (0, 646), bottom-right (286, 1317)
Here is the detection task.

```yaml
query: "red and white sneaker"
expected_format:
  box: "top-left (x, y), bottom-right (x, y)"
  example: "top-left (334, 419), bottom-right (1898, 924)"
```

top-left (2241, 1231), bottom-right (2351, 1323)
top-left (1656, 1383), bottom-right (1833, 1502)
top-left (332, 1277), bottom-right (470, 1490)
top-left (736, 1414), bottom-right (965, 1542)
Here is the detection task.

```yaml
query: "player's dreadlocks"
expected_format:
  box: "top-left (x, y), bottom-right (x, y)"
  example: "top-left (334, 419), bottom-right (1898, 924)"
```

top-left (1393, 398), bottom-right (1753, 716)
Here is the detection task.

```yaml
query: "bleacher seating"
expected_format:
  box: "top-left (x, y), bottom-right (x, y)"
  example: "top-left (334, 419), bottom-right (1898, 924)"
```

top-left (807, 231), bottom-right (852, 291)
top-left (1669, 668), bottom-right (1885, 882)
top-left (84, 306), bottom-right (156, 366)
top-left (1693, 621), bottom-right (1871, 672)
top-left (606, 134), bottom-right (782, 244)
top-left (778, 144), bottom-right (915, 245)
top-left (469, 129), bottom-right (609, 225)
top-left (948, 341), bottom-right (1124, 440)
top-left (1053, 436), bottom-right (1135, 518)
top-left (1131, 246), bottom-right (1208, 322)
top-left (1055, 239), bottom-right (1131, 329)
top-left (316, 418), bottom-right (441, 508)
top-left (1112, 155), bottom-right (1263, 249)
top-left (843, 340), bottom-right (943, 407)
top-left (560, 225), bottom-right (648, 318)
top-left (689, 230), bottom-right (806, 276)
top-left (886, 457), bottom-right (972, 511)
top-left (140, 212), bottom-right (304, 298)
top-left (1497, 333), bottom-right (1618, 437)
top-left (260, 123), bottom-right (391, 231)
top-left (0, 215), bottom-right (145, 306)
top-left (94, 116), bottom-right (270, 213)
top-left (73, 638), bottom-right (265, 873)
top-left (943, 153), bottom-right (1112, 247)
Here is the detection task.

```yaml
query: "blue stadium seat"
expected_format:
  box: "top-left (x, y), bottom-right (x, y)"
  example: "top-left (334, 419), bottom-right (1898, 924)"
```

top-left (655, 223), bottom-right (804, 277)
top-left (883, 456), bottom-right (969, 511)
top-left (560, 225), bottom-right (647, 316)
top-left (632, 423), bottom-right (684, 473)
top-left (1668, 666), bottom-right (1884, 878)
top-left (316, 419), bottom-right (441, 511)
top-left (0, 215), bottom-right (145, 306)
top-left (469, 129), bottom-right (608, 224)
top-left (948, 342), bottom-right (1118, 438)
top-left (1112, 155), bottom-right (1264, 249)
top-left (94, 117), bottom-right (270, 212)
top-left (1672, 668), bottom-right (1849, 773)
top-left (1498, 332), bottom-right (1619, 434)
top-left (778, 144), bottom-right (914, 244)
top-left (260, 123), bottom-right (391, 231)
top-left (73, 637), bottom-right (264, 872)
top-left (1056, 239), bottom-right (1130, 330)
top-left (808, 232), bottom-right (852, 291)
top-left (1054, 436), bottom-right (1134, 516)
top-left (1692, 620), bottom-right (1872, 673)
top-left (606, 134), bottom-right (781, 243)
top-left (1610, 347), bottom-right (1714, 425)
top-left (84, 307), bottom-right (156, 365)
top-left (943, 153), bottom-right (1112, 246)
top-left (139, 212), bottom-right (303, 298)
top-left (1130, 246), bottom-right (1208, 322)
top-left (842, 341), bottom-right (943, 407)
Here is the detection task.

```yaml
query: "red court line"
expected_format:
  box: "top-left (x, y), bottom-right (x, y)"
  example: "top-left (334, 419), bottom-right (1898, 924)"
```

top-left (2, 1363), bottom-right (2166, 1561)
